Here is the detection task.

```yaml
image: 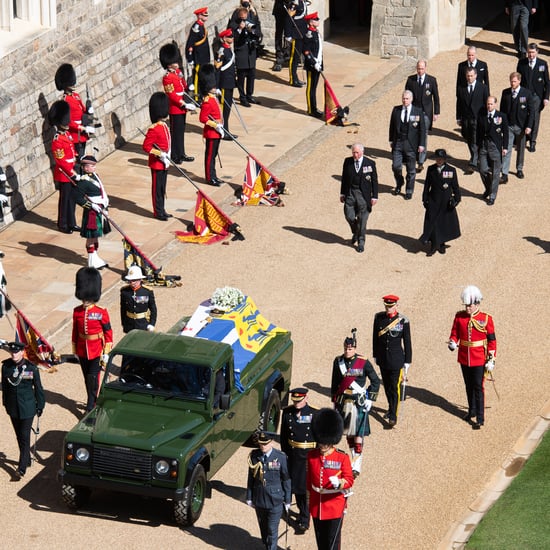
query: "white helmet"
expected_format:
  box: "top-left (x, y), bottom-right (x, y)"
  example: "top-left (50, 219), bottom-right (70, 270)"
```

top-left (461, 285), bottom-right (483, 305)
top-left (125, 265), bottom-right (144, 281)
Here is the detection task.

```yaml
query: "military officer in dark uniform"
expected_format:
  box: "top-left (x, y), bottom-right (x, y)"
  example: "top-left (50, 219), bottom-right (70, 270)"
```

top-left (246, 431), bottom-right (292, 550)
top-left (517, 43), bottom-right (550, 152)
top-left (214, 28), bottom-right (237, 137)
top-left (372, 295), bottom-right (412, 428)
top-left (285, 0), bottom-right (307, 87)
top-left (120, 265), bottom-right (157, 333)
top-left (1, 341), bottom-right (45, 479)
top-left (302, 11), bottom-right (323, 118)
top-left (476, 96), bottom-right (509, 205)
top-left (185, 6), bottom-right (211, 102)
top-left (280, 387), bottom-right (317, 532)
top-left (331, 332), bottom-right (380, 477)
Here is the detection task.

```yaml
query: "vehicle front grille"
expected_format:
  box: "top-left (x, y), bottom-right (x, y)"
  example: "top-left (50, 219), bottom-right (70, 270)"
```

top-left (93, 445), bottom-right (152, 481)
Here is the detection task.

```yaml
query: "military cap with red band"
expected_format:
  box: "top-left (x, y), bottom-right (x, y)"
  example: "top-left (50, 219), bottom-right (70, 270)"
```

top-left (194, 6), bottom-right (208, 15)
top-left (219, 28), bottom-right (233, 38)
top-left (305, 12), bottom-right (319, 21)
top-left (383, 294), bottom-right (399, 306)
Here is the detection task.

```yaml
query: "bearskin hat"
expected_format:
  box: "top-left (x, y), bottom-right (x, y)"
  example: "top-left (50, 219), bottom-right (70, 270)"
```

top-left (55, 63), bottom-right (77, 91)
top-left (159, 42), bottom-right (181, 70)
top-left (312, 407), bottom-right (344, 445)
top-left (148, 92), bottom-right (169, 123)
top-left (198, 64), bottom-right (217, 97)
top-left (47, 100), bottom-right (71, 128)
top-left (75, 267), bottom-right (102, 303)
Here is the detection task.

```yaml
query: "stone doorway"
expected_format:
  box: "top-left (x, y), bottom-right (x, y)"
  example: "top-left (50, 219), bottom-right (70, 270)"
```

top-left (328, 0), bottom-right (372, 54)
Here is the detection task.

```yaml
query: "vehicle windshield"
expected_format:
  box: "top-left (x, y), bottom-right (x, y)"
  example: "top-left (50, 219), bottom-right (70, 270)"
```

top-left (106, 354), bottom-right (211, 401)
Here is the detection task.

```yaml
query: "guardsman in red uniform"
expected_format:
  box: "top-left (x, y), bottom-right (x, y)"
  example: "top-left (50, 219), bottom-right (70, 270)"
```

top-left (48, 100), bottom-right (79, 234)
top-left (54, 63), bottom-right (95, 159)
top-left (143, 92), bottom-right (172, 220)
top-left (198, 64), bottom-right (225, 186)
top-left (185, 6), bottom-right (211, 102)
top-left (159, 42), bottom-right (196, 164)
top-left (307, 408), bottom-right (354, 550)
top-left (72, 268), bottom-right (113, 412)
top-left (448, 285), bottom-right (497, 430)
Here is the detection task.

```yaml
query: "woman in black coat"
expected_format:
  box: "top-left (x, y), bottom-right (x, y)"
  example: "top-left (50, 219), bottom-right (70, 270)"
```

top-left (420, 149), bottom-right (461, 256)
top-left (1, 341), bottom-right (45, 479)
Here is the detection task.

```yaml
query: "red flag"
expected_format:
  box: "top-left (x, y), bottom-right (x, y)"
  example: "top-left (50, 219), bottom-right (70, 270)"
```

top-left (15, 311), bottom-right (59, 369)
top-left (175, 190), bottom-right (242, 244)
top-left (324, 77), bottom-right (350, 126)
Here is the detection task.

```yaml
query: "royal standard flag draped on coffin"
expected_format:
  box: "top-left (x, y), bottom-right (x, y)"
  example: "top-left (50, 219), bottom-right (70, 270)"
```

top-left (180, 296), bottom-right (287, 391)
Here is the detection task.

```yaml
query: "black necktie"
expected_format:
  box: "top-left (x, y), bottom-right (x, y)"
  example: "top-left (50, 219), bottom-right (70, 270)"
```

top-left (355, 160), bottom-right (360, 172)
top-left (418, 77), bottom-right (422, 87)
top-left (468, 84), bottom-right (473, 94)
top-left (403, 109), bottom-right (408, 123)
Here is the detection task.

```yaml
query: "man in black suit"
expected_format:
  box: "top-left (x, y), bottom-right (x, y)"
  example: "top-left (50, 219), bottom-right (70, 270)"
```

top-left (340, 142), bottom-right (378, 253)
top-left (517, 43), bottom-right (550, 151)
top-left (405, 60), bottom-right (440, 171)
top-left (476, 96), bottom-right (509, 205)
top-left (505, 0), bottom-right (538, 58)
top-left (500, 72), bottom-right (535, 181)
top-left (456, 46), bottom-right (490, 91)
top-left (389, 90), bottom-right (426, 200)
top-left (456, 67), bottom-right (489, 173)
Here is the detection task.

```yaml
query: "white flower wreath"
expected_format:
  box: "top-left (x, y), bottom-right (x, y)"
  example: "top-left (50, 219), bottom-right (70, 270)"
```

top-left (210, 286), bottom-right (245, 312)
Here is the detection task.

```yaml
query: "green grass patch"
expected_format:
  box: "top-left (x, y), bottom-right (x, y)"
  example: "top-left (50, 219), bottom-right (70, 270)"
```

top-left (466, 429), bottom-right (550, 549)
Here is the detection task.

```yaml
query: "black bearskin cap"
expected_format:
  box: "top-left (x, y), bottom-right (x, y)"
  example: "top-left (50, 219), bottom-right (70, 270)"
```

top-left (148, 92), bottom-right (169, 123)
top-left (159, 42), bottom-right (181, 70)
top-left (199, 64), bottom-right (217, 97)
top-left (75, 267), bottom-right (102, 303)
top-left (55, 63), bottom-right (77, 91)
top-left (48, 100), bottom-right (71, 128)
top-left (312, 407), bottom-right (344, 445)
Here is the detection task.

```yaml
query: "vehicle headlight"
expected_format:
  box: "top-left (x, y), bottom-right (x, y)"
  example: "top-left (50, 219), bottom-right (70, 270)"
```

top-left (75, 447), bottom-right (90, 463)
top-left (155, 459), bottom-right (170, 475)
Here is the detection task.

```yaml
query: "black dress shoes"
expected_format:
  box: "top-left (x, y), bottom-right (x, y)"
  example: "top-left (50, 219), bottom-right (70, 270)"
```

top-left (357, 244), bottom-right (364, 253)
top-left (392, 187), bottom-right (401, 196)
top-left (529, 142), bottom-right (536, 152)
top-left (181, 155), bottom-right (194, 162)
top-left (291, 81), bottom-right (305, 88)
top-left (247, 97), bottom-right (260, 105)
top-left (59, 227), bottom-right (73, 234)
top-left (500, 174), bottom-right (508, 183)
top-left (487, 198), bottom-right (495, 206)
top-left (517, 170), bottom-right (524, 179)
top-left (438, 244), bottom-right (446, 254)
top-left (405, 193), bottom-right (412, 200)
top-left (155, 215), bottom-right (168, 221)
top-left (240, 98), bottom-right (251, 107)
top-left (310, 109), bottom-right (323, 119)
top-left (71, 225), bottom-right (81, 232)
top-left (208, 179), bottom-right (223, 187)
top-left (427, 248), bottom-right (436, 257)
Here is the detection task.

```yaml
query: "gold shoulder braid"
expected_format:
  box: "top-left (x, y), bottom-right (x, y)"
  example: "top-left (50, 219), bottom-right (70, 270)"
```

top-left (247, 454), bottom-right (265, 485)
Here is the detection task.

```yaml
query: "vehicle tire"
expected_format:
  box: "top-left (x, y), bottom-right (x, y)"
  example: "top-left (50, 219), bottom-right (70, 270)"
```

top-left (61, 483), bottom-right (91, 509)
top-left (174, 464), bottom-right (206, 527)
top-left (261, 389), bottom-right (281, 433)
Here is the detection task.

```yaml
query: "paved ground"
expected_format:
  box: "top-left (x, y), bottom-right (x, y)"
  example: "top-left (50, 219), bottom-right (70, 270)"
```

top-left (1, 11), bottom-right (550, 550)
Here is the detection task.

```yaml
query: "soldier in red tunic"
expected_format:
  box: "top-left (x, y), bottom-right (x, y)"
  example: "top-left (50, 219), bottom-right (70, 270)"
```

top-left (54, 63), bottom-right (95, 159)
top-left (199, 64), bottom-right (225, 186)
top-left (448, 285), bottom-right (497, 430)
top-left (307, 408), bottom-right (354, 550)
top-left (159, 42), bottom-right (196, 164)
top-left (72, 267), bottom-right (113, 412)
top-left (142, 92), bottom-right (172, 220)
top-left (48, 100), bottom-right (79, 234)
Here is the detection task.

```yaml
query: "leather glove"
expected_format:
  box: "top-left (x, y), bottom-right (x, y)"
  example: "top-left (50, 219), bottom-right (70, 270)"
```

top-left (285, 36), bottom-right (293, 43)
top-left (329, 475), bottom-right (340, 489)
top-left (84, 126), bottom-right (96, 135)
top-left (246, 500), bottom-right (253, 507)
top-left (100, 353), bottom-right (109, 368)
top-left (87, 106), bottom-right (94, 115)
top-left (404, 363), bottom-right (410, 375)
top-left (185, 103), bottom-right (197, 111)
top-left (73, 173), bottom-right (81, 181)
top-left (364, 398), bottom-right (373, 412)
top-left (36, 409), bottom-right (43, 417)
top-left (448, 340), bottom-right (458, 351)
top-left (216, 124), bottom-right (225, 138)
top-left (91, 203), bottom-right (102, 213)
top-left (215, 88), bottom-right (222, 96)
top-left (147, 324), bottom-right (155, 332)
top-left (314, 62), bottom-right (321, 72)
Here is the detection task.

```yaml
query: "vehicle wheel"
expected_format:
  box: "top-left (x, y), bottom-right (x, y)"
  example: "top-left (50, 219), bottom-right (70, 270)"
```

top-left (61, 483), bottom-right (91, 509)
top-left (174, 464), bottom-right (206, 527)
top-left (261, 389), bottom-right (281, 433)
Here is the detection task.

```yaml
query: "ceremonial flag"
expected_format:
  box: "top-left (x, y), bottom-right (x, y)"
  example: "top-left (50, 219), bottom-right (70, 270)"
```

top-left (122, 238), bottom-right (159, 280)
top-left (175, 190), bottom-right (243, 244)
top-left (15, 311), bottom-right (59, 369)
top-left (239, 156), bottom-right (282, 206)
top-left (324, 77), bottom-right (350, 126)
